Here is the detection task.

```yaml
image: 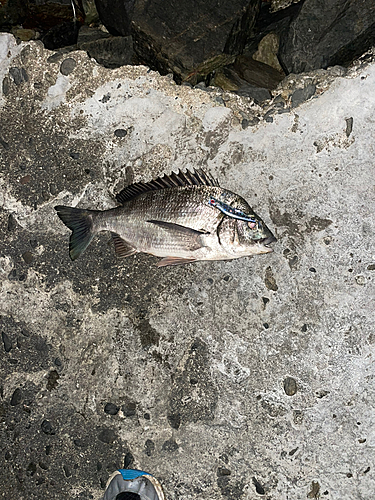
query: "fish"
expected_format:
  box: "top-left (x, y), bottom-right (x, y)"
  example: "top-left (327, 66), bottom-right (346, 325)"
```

top-left (55, 168), bottom-right (276, 267)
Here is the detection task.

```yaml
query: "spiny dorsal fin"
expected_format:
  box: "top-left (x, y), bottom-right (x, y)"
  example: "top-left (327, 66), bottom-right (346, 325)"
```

top-left (116, 168), bottom-right (220, 205)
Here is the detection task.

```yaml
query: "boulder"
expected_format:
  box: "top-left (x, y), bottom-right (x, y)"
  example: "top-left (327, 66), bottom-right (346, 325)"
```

top-left (94, 0), bottom-right (260, 83)
top-left (279, 0), bottom-right (375, 73)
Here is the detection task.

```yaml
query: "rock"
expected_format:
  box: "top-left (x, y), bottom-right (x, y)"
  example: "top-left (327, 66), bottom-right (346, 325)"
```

top-left (97, 428), bottom-right (117, 443)
top-left (104, 402), bottom-right (119, 415)
top-left (10, 388), bottom-right (22, 406)
top-left (2, 332), bottom-right (12, 352)
top-left (114, 129), bottom-right (128, 138)
top-left (162, 438), bottom-right (179, 452)
top-left (279, 0), bottom-right (375, 73)
top-left (9, 67), bottom-right (28, 85)
top-left (291, 83), bottom-right (316, 107)
top-left (233, 54), bottom-right (284, 90)
top-left (270, 0), bottom-right (303, 12)
top-left (60, 57), bottom-right (77, 76)
top-left (94, 0), bottom-right (135, 36)
top-left (144, 439), bottom-right (155, 456)
top-left (236, 83), bottom-right (272, 104)
top-left (252, 32), bottom-right (284, 74)
top-left (283, 376), bottom-right (297, 396)
top-left (22, 251), bottom-right (33, 264)
top-left (7, 214), bottom-right (17, 231)
top-left (42, 22), bottom-right (80, 51)
top-left (126, 0), bottom-right (260, 82)
top-left (264, 266), bottom-right (278, 291)
top-left (121, 399), bottom-right (136, 417)
top-left (41, 420), bottom-right (55, 435)
top-left (79, 35), bottom-right (134, 69)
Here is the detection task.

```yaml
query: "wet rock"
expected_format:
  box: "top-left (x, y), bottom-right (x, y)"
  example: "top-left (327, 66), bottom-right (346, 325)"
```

top-left (22, 251), bottom-right (33, 264)
top-left (60, 57), bottom-right (77, 76)
top-left (291, 83), bottom-right (316, 107)
top-left (9, 67), bottom-right (28, 85)
top-left (114, 129), bottom-right (128, 138)
top-left (41, 420), bottom-right (55, 435)
top-left (10, 388), bottom-right (22, 406)
top-left (279, 0), bottom-right (375, 73)
top-left (7, 214), bottom-right (17, 231)
top-left (129, 0), bottom-right (260, 82)
top-left (144, 439), bottom-right (155, 456)
top-left (104, 402), bottom-right (119, 415)
top-left (79, 34), bottom-right (134, 69)
top-left (121, 399), bottom-right (137, 417)
top-left (234, 54), bottom-right (284, 90)
top-left (283, 376), bottom-right (297, 396)
top-left (2, 332), bottom-right (12, 352)
top-left (42, 22), bottom-right (80, 50)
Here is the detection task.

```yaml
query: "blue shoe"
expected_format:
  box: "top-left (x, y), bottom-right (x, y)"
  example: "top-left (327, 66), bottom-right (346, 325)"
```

top-left (103, 469), bottom-right (165, 500)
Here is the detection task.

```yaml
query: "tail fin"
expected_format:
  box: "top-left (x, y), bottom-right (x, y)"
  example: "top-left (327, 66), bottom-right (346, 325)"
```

top-left (55, 205), bottom-right (96, 260)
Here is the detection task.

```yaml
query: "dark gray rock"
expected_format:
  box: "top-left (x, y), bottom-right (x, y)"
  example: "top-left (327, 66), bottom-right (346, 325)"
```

top-left (144, 439), bottom-right (155, 456)
top-left (284, 376), bottom-right (297, 396)
top-left (79, 35), bottom-right (134, 69)
top-left (94, 0), bottom-right (136, 36)
top-left (291, 83), bottom-right (316, 107)
top-left (2, 331), bottom-right (12, 352)
top-left (9, 67), bottom-right (28, 85)
top-left (10, 388), bottom-right (22, 406)
top-left (104, 402), bottom-right (119, 415)
top-left (41, 419), bottom-right (55, 435)
top-left (97, 0), bottom-right (260, 81)
top-left (60, 57), bottom-right (77, 76)
top-left (236, 83), bottom-right (271, 104)
top-left (42, 21), bottom-right (80, 51)
top-left (233, 54), bottom-right (284, 90)
top-left (279, 0), bottom-right (375, 73)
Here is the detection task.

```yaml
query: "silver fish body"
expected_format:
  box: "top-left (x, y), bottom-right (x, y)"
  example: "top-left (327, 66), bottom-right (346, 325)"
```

top-left (55, 169), bottom-right (276, 267)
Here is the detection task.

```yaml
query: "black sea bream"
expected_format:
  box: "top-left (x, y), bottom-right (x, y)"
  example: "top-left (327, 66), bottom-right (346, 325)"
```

top-left (55, 169), bottom-right (276, 267)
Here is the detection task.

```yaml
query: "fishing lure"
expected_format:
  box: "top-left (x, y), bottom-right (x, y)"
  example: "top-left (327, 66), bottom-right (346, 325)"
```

top-left (208, 197), bottom-right (259, 228)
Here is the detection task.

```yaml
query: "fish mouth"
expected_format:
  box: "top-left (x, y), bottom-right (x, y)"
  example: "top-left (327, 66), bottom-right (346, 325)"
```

top-left (259, 235), bottom-right (277, 247)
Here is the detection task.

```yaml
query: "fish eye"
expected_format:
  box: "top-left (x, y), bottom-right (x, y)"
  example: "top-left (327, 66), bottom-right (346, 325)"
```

top-left (248, 221), bottom-right (257, 229)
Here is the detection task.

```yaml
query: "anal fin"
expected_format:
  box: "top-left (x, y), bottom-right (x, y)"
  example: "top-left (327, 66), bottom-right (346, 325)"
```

top-left (111, 233), bottom-right (137, 258)
top-left (157, 256), bottom-right (197, 267)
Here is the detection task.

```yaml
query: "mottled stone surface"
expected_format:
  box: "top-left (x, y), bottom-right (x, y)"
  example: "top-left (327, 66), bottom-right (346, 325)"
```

top-left (1, 34), bottom-right (375, 499)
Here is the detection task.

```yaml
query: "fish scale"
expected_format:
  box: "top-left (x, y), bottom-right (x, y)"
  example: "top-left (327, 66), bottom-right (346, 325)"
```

top-left (55, 169), bottom-right (276, 267)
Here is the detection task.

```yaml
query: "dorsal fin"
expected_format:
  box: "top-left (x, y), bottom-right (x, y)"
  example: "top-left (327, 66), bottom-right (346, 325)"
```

top-left (116, 168), bottom-right (220, 205)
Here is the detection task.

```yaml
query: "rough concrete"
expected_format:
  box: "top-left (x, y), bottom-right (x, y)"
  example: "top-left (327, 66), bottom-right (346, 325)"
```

top-left (0, 33), bottom-right (374, 500)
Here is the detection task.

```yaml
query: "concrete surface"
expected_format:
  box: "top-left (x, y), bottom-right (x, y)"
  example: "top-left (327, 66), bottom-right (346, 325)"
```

top-left (0, 34), bottom-right (374, 500)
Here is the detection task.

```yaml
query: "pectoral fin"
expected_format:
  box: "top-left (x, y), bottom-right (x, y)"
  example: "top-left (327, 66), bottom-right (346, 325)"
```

top-left (147, 220), bottom-right (208, 251)
top-left (157, 256), bottom-right (197, 267)
top-left (111, 233), bottom-right (137, 258)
